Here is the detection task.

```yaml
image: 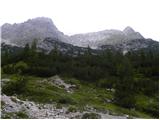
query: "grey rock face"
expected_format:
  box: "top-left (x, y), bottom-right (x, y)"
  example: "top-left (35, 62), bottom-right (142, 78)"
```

top-left (1, 17), bottom-right (65, 46)
top-left (99, 38), bottom-right (159, 53)
top-left (1, 17), bottom-right (157, 52)
top-left (38, 37), bottom-right (100, 55)
top-left (123, 26), bottom-right (144, 40)
top-left (68, 26), bottom-right (144, 48)
top-left (40, 75), bottom-right (77, 93)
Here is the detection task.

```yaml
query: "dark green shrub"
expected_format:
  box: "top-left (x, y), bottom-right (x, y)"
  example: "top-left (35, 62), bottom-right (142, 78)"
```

top-left (3, 64), bottom-right (15, 74)
top-left (15, 111), bottom-right (29, 119)
top-left (1, 101), bottom-right (5, 108)
top-left (14, 61), bottom-right (29, 74)
top-left (98, 78), bottom-right (113, 89)
top-left (82, 112), bottom-right (101, 119)
top-left (58, 96), bottom-right (76, 105)
top-left (2, 76), bottom-right (28, 95)
top-left (68, 106), bottom-right (77, 112)
top-left (56, 103), bottom-right (63, 109)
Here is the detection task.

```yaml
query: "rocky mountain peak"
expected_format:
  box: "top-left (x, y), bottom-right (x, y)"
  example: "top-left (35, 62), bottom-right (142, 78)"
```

top-left (28, 17), bottom-right (53, 22)
top-left (25, 17), bottom-right (58, 30)
top-left (1, 17), bottom-right (149, 49)
top-left (123, 26), bottom-right (144, 40)
top-left (123, 26), bottom-right (135, 34)
top-left (1, 17), bottom-right (64, 46)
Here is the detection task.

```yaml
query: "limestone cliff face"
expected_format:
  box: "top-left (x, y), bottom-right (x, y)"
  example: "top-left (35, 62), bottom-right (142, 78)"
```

top-left (1, 17), bottom-right (158, 52)
top-left (69, 26), bottom-right (144, 48)
top-left (1, 17), bottom-right (65, 46)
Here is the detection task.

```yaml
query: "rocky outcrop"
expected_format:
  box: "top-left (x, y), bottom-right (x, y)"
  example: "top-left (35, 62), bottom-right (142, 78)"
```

top-left (123, 26), bottom-right (144, 40)
top-left (40, 75), bottom-right (78, 93)
top-left (1, 17), bottom-right (66, 46)
top-left (38, 37), bottom-right (100, 54)
top-left (1, 94), bottom-right (131, 119)
top-left (1, 94), bottom-right (79, 119)
top-left (68, 26), bottom-right (144, 48)
top-left (99, 38), bottom-right (159, 53)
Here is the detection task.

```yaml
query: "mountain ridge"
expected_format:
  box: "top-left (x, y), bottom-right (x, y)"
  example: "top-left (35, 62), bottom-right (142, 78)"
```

top-left (1, 17), bottom-right (158, 52)
top-left (1, 17), bottom-right (66, 46)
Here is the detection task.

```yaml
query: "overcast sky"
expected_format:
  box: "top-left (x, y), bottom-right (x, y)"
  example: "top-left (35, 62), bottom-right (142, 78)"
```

top-left (0, 0), bottom-right (160, 40)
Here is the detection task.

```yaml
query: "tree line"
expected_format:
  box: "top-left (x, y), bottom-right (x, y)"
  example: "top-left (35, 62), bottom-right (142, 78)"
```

top-left (1, 41), bottom-right (159, 116)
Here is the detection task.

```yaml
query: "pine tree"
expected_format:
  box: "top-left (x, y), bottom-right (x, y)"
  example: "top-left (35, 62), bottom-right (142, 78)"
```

top-left (31, 39), bottom-right (37, 51)
top-left (23, 43), bottom-right (30, 60)
top-left (114, 57), bottom-right (136, 108)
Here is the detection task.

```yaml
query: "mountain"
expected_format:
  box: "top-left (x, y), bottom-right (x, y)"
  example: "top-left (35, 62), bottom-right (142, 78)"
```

top-left (1, 17), bottom-right (66, 46)
top-left (1, 18), bottom-right (159, 119)
top-left (68, 26), bottom-right (144, 48)
top-left (1, 17), bottom-right (158, 53)
top-left (99, 38), bottom-right (159, 54)
top-left (1, 37), bottom-right (100, 57)
top-left (38, 37), bottom-right (99, 55)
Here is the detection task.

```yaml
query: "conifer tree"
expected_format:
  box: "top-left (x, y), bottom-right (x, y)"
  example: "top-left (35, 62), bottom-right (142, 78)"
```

top-left (114, 57), bottom-right (136, 108)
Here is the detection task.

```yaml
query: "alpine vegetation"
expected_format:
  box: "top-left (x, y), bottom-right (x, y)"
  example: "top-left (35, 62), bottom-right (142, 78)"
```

top-left (1, 17), bottom-right (159, 119)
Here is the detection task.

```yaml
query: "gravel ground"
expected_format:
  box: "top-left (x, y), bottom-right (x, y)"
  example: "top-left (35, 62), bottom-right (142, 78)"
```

top-left (1, 94), bottom-right (130, 119)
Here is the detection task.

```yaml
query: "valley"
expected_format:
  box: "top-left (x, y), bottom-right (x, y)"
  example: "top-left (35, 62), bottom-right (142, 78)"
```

top-left (1, 17), bottom-right (159, 119)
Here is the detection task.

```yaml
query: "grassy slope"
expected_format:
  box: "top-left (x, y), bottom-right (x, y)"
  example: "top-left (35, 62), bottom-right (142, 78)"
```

top-left (1, 74), bottom-right (155, 118)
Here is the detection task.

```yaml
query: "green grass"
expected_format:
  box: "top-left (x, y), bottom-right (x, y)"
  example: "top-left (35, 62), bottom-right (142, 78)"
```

top-left (135, 94), bottom-right (159, 118)
top-left (2, 74), bottom-right (158, 118)
top-left (1, 101), bottom-right (6, 109)
top-left (1, 112), bottom-right (14, 119)
top-left (15, 111), bottom-right (29, 119)
top-left (67, 105), bottom-right (77, 112)
top-left (104, 103), bottom-right (152, 118)
top-left (1, 111), bottom-right (29, 119)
